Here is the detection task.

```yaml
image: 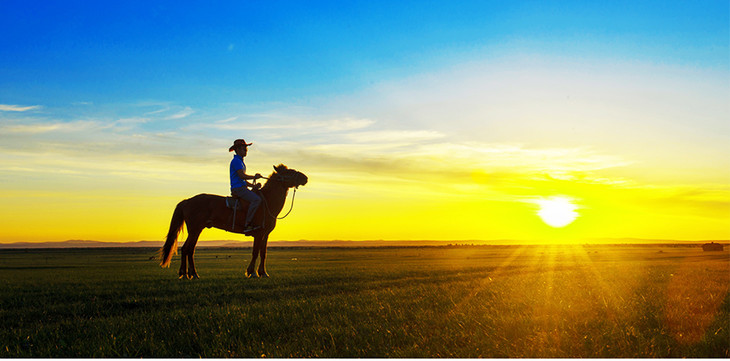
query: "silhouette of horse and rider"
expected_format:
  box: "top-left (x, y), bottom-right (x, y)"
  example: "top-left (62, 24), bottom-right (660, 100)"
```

top-left (158, 139), bottom-right (308, 279)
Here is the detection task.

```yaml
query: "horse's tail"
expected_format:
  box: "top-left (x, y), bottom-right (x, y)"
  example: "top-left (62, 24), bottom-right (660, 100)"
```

top-left (158, 200), bottom-right (186, 268)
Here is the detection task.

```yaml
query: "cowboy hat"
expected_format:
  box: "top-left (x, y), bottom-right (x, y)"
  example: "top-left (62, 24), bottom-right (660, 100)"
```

top-left (228, 139), bottom-right (252, 152)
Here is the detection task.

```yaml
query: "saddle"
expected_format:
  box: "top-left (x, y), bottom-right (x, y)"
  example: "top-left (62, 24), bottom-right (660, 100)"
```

top-left (225, 197), bottom-right (246, 210)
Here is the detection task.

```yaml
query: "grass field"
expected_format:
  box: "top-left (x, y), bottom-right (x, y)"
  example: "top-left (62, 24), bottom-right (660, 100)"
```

top-left (1, 244), bottom-right (728, 357)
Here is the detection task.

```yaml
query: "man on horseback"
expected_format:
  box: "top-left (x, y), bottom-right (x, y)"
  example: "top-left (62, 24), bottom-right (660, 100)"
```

top-left (229, 139), bottom-right (264, 233)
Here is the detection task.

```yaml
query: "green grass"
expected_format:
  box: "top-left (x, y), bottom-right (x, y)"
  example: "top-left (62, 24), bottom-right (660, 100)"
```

top-left (1, 245), bottom-right (728, 357)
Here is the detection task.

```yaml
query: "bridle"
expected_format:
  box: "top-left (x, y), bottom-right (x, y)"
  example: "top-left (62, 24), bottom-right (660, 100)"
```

top-left (258, 172), bottom-right (302, 189)
top-left (272, 173), bottom-right (303, 189)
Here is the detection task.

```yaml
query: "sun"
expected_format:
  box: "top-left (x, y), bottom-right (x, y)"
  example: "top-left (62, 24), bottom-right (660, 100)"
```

top-left (535, 196), bottom-right (579, 228)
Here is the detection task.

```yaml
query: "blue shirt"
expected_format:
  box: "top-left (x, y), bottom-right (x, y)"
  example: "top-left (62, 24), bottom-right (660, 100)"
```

top-left (230, 154), bottom-right (246, 189)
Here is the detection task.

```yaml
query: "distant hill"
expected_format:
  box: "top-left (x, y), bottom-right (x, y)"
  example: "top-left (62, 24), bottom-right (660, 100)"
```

top-left (0, 240), bottom-right (242, 249)
top-left (0, 240), bottom-right (161, 249)
top-left (0, 239), bottom-right (725, 249)
top-left (0, 239), bottom-right (479, 249)
top-left (587, 238), bottom-right (728, 245)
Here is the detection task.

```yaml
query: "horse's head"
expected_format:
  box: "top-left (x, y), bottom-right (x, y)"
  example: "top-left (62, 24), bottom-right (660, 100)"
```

top-left (272, 164), bottom-right (308, 189)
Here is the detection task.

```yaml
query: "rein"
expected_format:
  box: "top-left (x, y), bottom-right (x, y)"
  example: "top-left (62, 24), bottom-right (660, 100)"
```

top-left (256, 175), bottom-right (298, 221)
top-left (268, 188), bottom-right (296, 220)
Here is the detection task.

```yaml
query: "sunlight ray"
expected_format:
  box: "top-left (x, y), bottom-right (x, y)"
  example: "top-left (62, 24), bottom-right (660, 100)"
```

top-left (528, 245), bottom-right (566, 353)
top-left (447, 245), bottom-right (529, 316)
top-left (570, 245), bottom-right (628, 321)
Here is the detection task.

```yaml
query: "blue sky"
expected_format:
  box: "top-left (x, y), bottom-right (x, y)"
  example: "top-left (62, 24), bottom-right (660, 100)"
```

top-left (1, 1), bottom-right (727, 108)
top-left (0, 1), bottom-right (728, 242)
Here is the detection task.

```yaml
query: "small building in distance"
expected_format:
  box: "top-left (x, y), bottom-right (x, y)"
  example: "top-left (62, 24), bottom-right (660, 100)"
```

top-left (702, 242), bottom-right (724, 252)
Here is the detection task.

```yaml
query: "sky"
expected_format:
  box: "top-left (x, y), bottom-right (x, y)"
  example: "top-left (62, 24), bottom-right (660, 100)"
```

top-left (0, 0), bottom-right (728, 244)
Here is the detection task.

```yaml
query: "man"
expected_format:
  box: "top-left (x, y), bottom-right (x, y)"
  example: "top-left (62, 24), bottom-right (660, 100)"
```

top-left (229, 139), bottom-right (263, 233)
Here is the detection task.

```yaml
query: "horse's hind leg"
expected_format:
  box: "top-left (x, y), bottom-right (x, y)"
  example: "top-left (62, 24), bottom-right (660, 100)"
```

top-left (182, 228), bottom-right (203, 279)
top-left (246, 236), bottom-right (261, 278)
top-left (178, 246), bottom-right (188, 279)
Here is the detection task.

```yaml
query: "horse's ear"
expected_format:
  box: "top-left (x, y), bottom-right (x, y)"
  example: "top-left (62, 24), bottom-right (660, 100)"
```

top-left (274, 164), bottom-right (287, 173)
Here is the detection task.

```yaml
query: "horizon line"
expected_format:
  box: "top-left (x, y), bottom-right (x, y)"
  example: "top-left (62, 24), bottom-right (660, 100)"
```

top-left (0, 238), bottom-right (727, 249)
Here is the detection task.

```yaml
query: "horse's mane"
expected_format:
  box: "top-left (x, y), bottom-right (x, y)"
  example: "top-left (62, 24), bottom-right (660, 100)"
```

top-left (261, 164), bottom-right (288, 191)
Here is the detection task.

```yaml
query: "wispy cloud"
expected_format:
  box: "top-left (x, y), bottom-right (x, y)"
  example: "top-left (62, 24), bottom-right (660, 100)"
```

top-left (208, 117), bottom-right (375, 132)
top-left (344, 129), bottom-right (443, 144)
top-left (165, 106), bottom-right (194, 120)
top-left (115, 117), bottom-right (149, 125)
top-left (0, 104), bottom-right (40, 112)
top-left (287, 140), bottom-right (633, 188)
top-left (1, 124), bottom-right (63, 134)
top-left (143, 106), bottom-right (170, 115)
top-left (0, 120), bottom-right (104, 134)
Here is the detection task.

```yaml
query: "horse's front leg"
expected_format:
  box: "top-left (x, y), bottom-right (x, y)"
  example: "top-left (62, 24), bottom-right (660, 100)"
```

top-left (246, 235), bottom-right (261, 278)
top-left (257, 233), bottom-right (270, 278)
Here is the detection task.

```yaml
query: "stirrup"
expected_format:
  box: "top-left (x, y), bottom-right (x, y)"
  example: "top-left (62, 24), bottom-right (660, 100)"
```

top-left (243, 224), bottom-right (261, 234)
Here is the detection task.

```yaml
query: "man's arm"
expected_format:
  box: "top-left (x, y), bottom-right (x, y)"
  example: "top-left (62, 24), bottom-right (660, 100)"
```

top-left (236, 169), bottom-right (262, 181)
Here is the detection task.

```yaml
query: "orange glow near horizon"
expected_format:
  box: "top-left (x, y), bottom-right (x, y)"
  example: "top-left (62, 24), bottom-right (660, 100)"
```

top-left (1, 158), bottom-right (727, 244)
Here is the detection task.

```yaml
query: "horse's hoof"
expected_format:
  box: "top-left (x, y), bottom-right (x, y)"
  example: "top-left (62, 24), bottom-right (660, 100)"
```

top-left (245, 271), bottom-right (258, 278)
top-left (259, 272), bottom-right (269, 278)
top-left (178, 274), bottom-right (186, 280)
top-left (189, 274), bottom-right (200, 280)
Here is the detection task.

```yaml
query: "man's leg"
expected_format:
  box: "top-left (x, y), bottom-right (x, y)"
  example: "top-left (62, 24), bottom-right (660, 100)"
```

top-left (233, 187), bottom-right (261, 228)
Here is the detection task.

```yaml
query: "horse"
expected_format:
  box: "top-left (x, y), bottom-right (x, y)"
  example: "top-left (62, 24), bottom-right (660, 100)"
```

top-left (158, 164), bottom-right (308, 279)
